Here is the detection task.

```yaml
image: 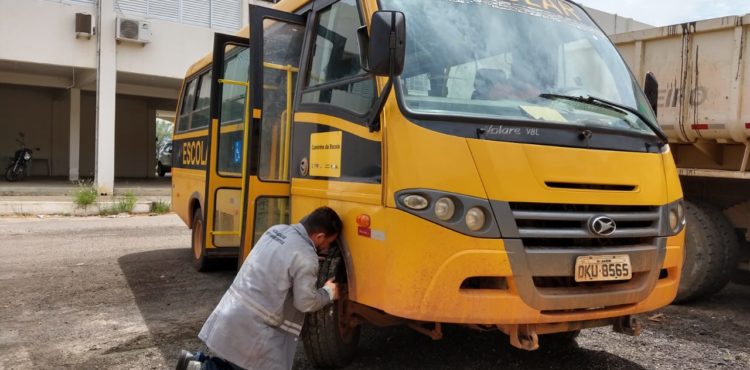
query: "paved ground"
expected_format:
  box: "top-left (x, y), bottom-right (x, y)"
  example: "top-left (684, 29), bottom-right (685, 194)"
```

top-left (0, 215), bottom-right (748, 369)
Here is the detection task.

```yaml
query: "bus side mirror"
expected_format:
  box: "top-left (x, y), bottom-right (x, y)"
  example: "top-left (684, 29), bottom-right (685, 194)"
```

top-left (644, 72), bottom-right (659, 115)
top-left (357, 11), bottom-right (406, 77)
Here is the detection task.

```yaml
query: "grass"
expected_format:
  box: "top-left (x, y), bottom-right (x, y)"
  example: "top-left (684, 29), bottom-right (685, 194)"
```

top-left (150, 200), bottom-right (171, 214)
top-left (73, 182), bottom-right (98, 209)
top-left (100, 192), bottom-right (137, 215)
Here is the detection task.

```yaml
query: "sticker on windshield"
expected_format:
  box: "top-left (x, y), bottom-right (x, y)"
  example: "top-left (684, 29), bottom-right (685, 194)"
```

top-left (520, 106), bottom-right (568, 122)
top-left (447, 0), bottom-right (598, 32)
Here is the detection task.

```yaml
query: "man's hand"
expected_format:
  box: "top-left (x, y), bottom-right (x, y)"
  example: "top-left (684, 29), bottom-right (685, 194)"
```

top-left (324, 278), bottom-right (340, 300)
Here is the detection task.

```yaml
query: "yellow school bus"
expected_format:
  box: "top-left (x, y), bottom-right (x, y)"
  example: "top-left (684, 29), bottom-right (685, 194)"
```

top-left (172, 0), bottom-right (686, 365)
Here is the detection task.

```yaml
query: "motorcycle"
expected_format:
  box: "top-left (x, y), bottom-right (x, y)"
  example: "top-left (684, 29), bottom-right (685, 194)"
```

top-left (5, 132), bottom-right (33, 182)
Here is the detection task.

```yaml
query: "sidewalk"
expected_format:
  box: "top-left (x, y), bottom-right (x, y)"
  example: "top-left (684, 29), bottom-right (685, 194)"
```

top-left (0, 177), bottom-right (171, 216)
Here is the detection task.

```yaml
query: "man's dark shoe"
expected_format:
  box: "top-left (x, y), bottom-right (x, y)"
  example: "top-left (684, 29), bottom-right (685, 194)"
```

top-left (175, 350), bottom-right (195, 370)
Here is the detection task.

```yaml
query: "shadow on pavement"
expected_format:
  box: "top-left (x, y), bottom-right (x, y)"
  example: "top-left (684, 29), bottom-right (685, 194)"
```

top-left (119, 248), bottom-right (648, 369)
top-left (118, 247), bottom-right (746, 369)
top-left (117, 248), bottom-right (235, 365)
top-left (293, 324), bottom-right (646, 370)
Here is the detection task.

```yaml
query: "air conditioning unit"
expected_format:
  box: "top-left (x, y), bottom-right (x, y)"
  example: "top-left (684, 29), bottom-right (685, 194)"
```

top-left (75, 13), bottom-right (93, 39)
top-left (116, 17), bottom-right (151, 44)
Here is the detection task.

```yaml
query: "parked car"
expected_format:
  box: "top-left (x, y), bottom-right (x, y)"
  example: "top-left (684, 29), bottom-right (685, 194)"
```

top-left (156, 141), bottom-right (172, 177)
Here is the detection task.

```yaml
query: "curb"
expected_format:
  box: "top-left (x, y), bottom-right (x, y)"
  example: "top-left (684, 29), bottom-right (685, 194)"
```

top-left (0, 199), bottom-right (170, 216)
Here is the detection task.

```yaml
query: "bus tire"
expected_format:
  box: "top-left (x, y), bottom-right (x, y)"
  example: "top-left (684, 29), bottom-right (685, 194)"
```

top-left (191, 208), bottom-right (211, 272)
top-left (302, 246), bottom-right (359, 368)
top-left (675, 201), bottom-right (741, 303)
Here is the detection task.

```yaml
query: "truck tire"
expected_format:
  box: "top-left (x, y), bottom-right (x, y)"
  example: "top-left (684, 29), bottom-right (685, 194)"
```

top-left (191, 208), bottom-right (212, 272)
top-left (302, 246), bottom-right (359, 368)
top-left (675, 201), bottom-right (741, 303)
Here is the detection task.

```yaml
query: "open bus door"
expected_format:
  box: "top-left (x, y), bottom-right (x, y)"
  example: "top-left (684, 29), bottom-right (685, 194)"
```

top-left (238, 6), bottom-right (308, 263)
top-left (199, 33), bottom-right (250, 270)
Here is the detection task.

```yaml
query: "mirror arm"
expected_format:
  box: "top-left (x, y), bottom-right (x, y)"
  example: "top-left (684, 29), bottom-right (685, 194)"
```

top-left (366, 78), bottom-right (393, 133)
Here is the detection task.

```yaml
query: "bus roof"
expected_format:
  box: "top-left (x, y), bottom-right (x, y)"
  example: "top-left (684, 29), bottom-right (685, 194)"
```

top-left (185, 0), bottom-right (310, 77)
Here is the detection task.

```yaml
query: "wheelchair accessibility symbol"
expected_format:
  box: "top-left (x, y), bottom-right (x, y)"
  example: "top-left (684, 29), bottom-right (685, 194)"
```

top-left (233, 141), bottom-right (241, 164)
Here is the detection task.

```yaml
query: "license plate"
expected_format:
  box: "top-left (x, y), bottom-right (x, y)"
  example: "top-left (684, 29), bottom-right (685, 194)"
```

top-left (574, 255), bottom-right (632, 282)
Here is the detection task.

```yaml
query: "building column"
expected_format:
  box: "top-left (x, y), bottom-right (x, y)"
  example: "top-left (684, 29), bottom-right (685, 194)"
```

top-left (95, 0), bottom-right (116, 195)
top-left (68, 88), bottom-right (81, 181)
top-left (147, 107), bottom-right (157, 178)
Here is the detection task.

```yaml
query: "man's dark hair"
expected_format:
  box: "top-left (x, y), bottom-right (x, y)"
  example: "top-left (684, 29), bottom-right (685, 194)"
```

top-left (301, 206), bottom-right (343, 236)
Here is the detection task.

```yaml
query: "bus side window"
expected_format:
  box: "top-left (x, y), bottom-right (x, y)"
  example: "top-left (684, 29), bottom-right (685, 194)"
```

top-left (300, 0), bottom-right (376, 118)
top-left (191, 71), bottom-right (212, 129)
top-left (217, 47), bottom-right (249, 177)
top-left (220, 48), bottom-right (249, 126)
top-left (176, 71), bottom-right (211, 132)
top-left (177, 78), bottom-right (197, 132)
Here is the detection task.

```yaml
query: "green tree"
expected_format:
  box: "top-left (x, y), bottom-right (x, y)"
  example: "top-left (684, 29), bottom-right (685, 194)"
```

top-left (155, 118), bottom-right (174, 153)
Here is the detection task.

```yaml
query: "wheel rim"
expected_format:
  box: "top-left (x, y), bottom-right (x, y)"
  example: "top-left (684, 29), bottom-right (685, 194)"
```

top-left (193, 218), bottom-right (203, 260)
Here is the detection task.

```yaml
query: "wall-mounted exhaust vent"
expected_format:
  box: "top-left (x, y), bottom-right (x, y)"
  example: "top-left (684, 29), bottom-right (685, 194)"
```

top-left (116, 17), bottom-right (151, 44)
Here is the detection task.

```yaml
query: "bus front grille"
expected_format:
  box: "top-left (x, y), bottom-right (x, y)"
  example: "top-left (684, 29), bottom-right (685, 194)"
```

top-left (494, 201), bottom-right (668, 311)
top-left (509, 202), bottom-right (660, 246)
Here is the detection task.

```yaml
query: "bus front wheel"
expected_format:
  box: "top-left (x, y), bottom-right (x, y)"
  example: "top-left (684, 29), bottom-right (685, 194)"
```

top-left (302, 245), bottom-right (359, 367)
top-left (191, 208), bottom-right (211, 272)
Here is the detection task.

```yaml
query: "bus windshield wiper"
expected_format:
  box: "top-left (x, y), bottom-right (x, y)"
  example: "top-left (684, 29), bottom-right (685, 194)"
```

top-left (539, 93), bottom-right (667, 143)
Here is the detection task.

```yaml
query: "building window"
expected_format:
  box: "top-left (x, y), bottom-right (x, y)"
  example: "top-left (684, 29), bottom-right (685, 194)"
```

top-left (114, 0), bottom-right (242, 31)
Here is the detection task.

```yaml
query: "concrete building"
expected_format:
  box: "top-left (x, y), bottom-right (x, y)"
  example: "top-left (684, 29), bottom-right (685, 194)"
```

top-left (584, 6), bottom-right (653, 35)
top-left (0, 0), bottom-right (275, 194)
top-left (0, 0), bottom-right (648, 195)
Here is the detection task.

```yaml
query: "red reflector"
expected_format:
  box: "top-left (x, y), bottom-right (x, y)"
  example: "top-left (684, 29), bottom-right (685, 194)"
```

top-left (745, 123), bottom-right (750, 129)
top-left (356, 214), bottom-right (371, 228)
top-left (691, 124), bottom-right (709, 130)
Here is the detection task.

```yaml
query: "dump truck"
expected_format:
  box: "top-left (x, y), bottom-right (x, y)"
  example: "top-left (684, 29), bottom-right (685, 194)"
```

top-left (614, 15), bottom-right (750, 302)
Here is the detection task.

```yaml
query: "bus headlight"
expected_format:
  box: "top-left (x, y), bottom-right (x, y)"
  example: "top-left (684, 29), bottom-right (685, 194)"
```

top-left (669, 210), bottom-right (678, 230)
top-left (668, 199), bottom-right (686, 234)
top-left (435, 197), bottom-right (456, 221)
top-left (395, 189), bottom-right (501, 238)
top-left (402, 195), bottom-right (429, 210)
top-left (465, 207), bottom-right (486, 231)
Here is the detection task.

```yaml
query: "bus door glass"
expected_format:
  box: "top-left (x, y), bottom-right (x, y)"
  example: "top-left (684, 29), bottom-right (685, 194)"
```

top-left (240, 6), bottom-right (307, 260)
top-left (204, 33), bottom-right (250, 252)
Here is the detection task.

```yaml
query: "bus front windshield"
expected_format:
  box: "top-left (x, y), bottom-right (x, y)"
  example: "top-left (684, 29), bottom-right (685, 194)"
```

top-left (381, 0), bottom-right (658, 136)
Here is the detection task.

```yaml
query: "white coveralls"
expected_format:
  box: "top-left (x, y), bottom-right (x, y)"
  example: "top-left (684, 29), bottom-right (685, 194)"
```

top-left (198, 223), bottom-right (332, 370)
